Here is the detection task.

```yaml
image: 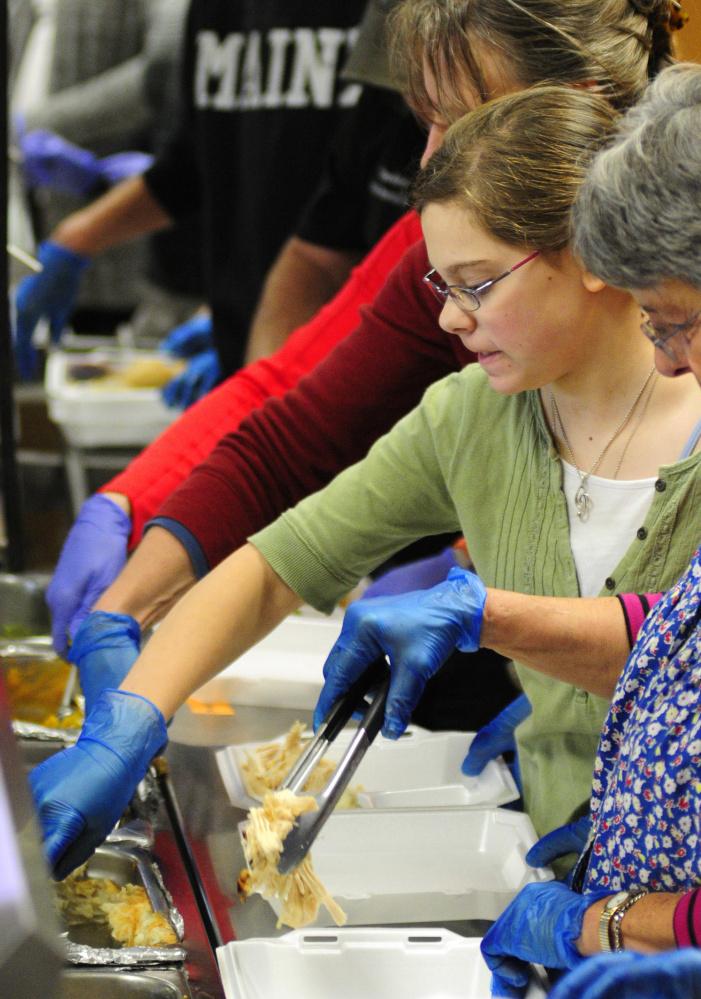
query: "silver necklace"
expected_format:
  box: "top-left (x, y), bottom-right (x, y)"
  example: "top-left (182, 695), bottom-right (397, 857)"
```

top-left (549, 364), bottom-right (656, 521)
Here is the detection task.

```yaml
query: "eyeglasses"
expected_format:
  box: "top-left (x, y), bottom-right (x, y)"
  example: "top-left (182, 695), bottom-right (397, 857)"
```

top-left (423, 250), bottom-right (542, 314)
top-left (641, 310), bottom-right (701, 360)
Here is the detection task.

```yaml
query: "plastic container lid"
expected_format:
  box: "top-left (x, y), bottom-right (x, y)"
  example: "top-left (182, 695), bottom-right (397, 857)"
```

top-left (239, 807), bottom-right (553, 926)
top-left (192, 611), bottom-right (344, 709)
top-left (217, 928), bottom-right (548, 999)
top-left (45, 349), bottom-right (180, 447)
top-left (216, 725), bottom-right (519, 811)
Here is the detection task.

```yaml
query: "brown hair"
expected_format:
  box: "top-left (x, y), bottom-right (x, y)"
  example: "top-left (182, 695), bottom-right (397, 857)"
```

top-left (390, 0), bottom-right (680, 123)
top-left (412, 86), bottom-right (619, 251)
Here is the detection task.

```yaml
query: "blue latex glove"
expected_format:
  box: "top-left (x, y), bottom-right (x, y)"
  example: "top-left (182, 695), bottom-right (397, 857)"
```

top-left (161, 347), bottom-right (220, 408)
top-left (20, 129), bottom-right (102, 195)
top-left (314, 567), bottom-right (487, 739)
top-left (46, 494), bottom-right (132, 656)
top-left (68, 611), bottom-right (141, 715)
top-left (160, 313), bottom-right (213, 358)
top-left (548, 950), bottom-right (701, 999)
top-left (29, 689), bottom-right (167, 880)
top-left (480, 881), bottom-right (612, 998)
top-left (462, 693), bottom-right (532, 794)
top-left (363, 546), bottom-right (457, 598)
top-left (14, 240), bottom-right (89, 378)
top-left (525, 816), bottom-right (591, 884)
top-left (98, 151), bottom-right (153, 185)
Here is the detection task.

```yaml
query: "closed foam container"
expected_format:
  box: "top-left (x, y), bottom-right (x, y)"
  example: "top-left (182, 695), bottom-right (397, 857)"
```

top-left (217, 928), bottom-right (547, 999)
top-left (192, 610), bottom-right (344, 709)
top-left (45, 349), bottom-right (180, 446)
top-left (239, 806), bottom-right (553, 926)
top-left (217, 724), bottom-right (519, 810)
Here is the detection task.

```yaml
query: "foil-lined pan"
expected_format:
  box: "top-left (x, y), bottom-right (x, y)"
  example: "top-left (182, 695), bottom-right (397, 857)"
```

top-left (58, 845), bottom-right (186, 966)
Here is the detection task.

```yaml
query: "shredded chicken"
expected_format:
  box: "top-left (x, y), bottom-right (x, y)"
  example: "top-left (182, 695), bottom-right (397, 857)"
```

top-left (240, 722), bottom-right (360, 808)
top-left (55, 865), bottom-right (177, 947)
top-left (240, 789), bottom-right (346, 929)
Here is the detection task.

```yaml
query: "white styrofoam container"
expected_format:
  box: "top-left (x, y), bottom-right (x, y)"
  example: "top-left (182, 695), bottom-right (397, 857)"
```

top-left (192, 610), bottom-right (344, 709)
top-left (217, 928), bottom-right (548, 999)
top-left (45, 349), bottom-right (180, 446)
top-left (217, 725), bottom-right (519, 810)
top-left (240, 807), bottom-right (553, 926)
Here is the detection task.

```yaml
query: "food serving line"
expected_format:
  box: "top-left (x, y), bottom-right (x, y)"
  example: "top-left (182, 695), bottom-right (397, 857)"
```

top-left (3, 577), bottom-right (549, 999)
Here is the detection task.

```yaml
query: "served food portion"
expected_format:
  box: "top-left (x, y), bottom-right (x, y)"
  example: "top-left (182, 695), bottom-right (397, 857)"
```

top-left (239, 789), bottom-right (346, 930)
top-left (240, 721), bottom-right (360, 807)
top-left (56, 863), bottom-right (178, 948)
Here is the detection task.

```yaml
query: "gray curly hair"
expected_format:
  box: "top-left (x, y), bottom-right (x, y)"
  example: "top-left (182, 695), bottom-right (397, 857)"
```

top-left (572, 62), bottom-right (701, 291)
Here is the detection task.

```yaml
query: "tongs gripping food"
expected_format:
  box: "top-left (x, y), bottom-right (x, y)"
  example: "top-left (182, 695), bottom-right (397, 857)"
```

top-left (276, 656), bottom-right (390, 875)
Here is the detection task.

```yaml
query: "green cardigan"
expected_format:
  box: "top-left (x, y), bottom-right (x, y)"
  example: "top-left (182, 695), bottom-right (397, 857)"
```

top-left (251, 365), bottom-right (701, 837)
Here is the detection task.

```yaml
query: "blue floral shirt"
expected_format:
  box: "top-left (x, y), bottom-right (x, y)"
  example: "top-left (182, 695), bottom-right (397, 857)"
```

top-left (584, 547), bottom-right (701, 893)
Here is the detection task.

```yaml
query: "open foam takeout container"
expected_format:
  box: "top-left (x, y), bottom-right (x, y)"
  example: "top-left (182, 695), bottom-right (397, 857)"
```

top-left (217, 724), bottom-right (519, 811)
top-left (217, 928), bottom-right (548, 999)
top-left (239, 806), bottom-right (553, 926)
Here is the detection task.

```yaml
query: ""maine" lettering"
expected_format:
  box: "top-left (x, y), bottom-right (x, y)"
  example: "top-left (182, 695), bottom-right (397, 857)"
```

top-left (194, 27), bottom-right (361, 111)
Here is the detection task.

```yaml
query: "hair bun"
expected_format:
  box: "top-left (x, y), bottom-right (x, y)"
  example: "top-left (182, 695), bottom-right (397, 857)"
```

top-left (630, 0), bottom-right (688, 31)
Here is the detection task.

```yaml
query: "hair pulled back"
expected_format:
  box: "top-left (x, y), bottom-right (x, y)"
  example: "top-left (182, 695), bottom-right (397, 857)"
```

top-left (390, 0), bottom-right (681, 124)
top-left (412, 86), bottom-right (619, 252)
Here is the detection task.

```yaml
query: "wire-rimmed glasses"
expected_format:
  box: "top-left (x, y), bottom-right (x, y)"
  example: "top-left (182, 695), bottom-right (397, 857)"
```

top-left (423, 249), bottom-right (542, 313)
top-left (641, 310), bottom-right (701, 360)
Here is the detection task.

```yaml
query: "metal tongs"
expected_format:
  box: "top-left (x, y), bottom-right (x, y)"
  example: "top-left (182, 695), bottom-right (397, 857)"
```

top-left (275, 656), bottom-right (391, 874)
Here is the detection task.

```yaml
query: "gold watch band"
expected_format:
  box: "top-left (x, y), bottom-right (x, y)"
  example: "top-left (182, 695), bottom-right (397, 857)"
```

top-left (610, 889), bottom-right (649, 952)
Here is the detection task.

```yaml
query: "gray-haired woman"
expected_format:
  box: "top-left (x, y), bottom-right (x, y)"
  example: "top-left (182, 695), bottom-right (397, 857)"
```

top-left (573, 61), bottom-right (701, 383)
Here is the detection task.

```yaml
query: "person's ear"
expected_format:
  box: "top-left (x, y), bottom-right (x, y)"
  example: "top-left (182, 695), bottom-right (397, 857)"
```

top-left (581, 268), bottom-right (607, 293)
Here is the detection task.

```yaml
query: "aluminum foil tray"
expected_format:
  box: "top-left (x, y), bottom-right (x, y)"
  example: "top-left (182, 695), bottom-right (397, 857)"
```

top-left (58, 845), bottom-right (186, 966)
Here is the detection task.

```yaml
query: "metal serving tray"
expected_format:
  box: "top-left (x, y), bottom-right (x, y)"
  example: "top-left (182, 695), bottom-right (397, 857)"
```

top-left (58, 967), bottom-right (191, 999)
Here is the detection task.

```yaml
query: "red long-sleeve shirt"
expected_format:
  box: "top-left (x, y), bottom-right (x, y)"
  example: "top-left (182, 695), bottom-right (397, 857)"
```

top-left (152, 235), bottom-right (474, 570)
top-left (103, 210), bottom-right (425, 544)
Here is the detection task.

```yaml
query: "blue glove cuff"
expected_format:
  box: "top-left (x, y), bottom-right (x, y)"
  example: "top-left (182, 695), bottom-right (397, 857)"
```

top-left (38, 239), bottom-right (90, 271)
top-left (446, 567), bottom-right (487, 652)
top-left (86, 689), bottom-right (168, 768)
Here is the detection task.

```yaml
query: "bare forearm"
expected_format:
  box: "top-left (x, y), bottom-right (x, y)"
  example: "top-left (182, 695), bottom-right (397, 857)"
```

top-left (481, 590), bottom-right (631, 700)
top-left (579, 893), bottom-right (679, 956)
top-left (52, 175), bottom-right (172, 257)
top-left (94, 526), bottom-right (198, 631)
top-left (119, 543), bottom-right (301, 719)
top-left (244, 236), bottom-right (362, 363)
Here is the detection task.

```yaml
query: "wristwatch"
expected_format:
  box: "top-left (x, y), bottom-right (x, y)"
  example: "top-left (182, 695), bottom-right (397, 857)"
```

top-left (598, 888), bottom-right (649, 952)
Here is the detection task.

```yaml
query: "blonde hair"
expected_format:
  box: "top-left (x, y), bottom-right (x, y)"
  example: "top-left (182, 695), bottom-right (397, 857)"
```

top-left (390, 0), bottom-right (678, 123)
top-left (412, 86), bottom-right (619, 251)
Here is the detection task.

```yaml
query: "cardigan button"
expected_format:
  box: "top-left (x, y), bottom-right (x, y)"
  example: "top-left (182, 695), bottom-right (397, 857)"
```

top-left (655, 478), bottom-right (667, 492)
top-left (637, 527), bottom-right (648, 540)
top-left (605, 577), bottom-right (616, 590)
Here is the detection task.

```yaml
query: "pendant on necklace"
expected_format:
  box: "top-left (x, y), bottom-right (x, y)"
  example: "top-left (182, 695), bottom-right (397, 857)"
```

top-left (574, 483), bottom-right (592, 521)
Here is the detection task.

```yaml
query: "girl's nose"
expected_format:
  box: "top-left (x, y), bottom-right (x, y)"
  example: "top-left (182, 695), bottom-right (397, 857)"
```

top-left (438, 297), bottom-right (478, 337)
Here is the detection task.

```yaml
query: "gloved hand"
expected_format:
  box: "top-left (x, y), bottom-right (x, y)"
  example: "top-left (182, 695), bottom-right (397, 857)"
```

top-left (161, 347), bottom-right (220, 408)
top-left (98, 151), bottom-right (153, 185)
top-left (525, 816), bottom-right (591, 884)
top-left (46, 494), bottom-right (132, 655)
top-left (362, 546), bottom-right (457, 598)
top-left (548, 950), bottom-right (701, 999)
top-left (14, 240), bottom-right (89, 378)
top-left (314, 567), bottom-right (487, 739)
top-left (160, 313), bottom-right (213, 358)
top-left (68, 611), bottom-right (141, 715)
top-left (29, 688), bottom-right (167, 880)
top-left (20, 129), bottom-right (102, 195)
top-left (462, 693), bottom-right (531, 775)
top-left (480, 881), bottom-right (612, 998)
